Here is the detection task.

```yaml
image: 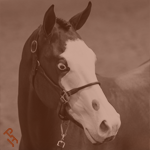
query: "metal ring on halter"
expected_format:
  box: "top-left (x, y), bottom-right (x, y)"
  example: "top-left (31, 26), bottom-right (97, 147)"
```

top-left (31, 40), bottom-right (38, 53)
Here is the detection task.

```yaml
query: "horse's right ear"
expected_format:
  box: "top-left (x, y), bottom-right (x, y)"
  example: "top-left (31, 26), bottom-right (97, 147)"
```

top-left (43, 5), bottom-right (56, 35)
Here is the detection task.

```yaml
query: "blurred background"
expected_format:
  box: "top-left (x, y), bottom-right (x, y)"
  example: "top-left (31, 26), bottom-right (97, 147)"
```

top-left (0, 0), bottom-right (150, 150)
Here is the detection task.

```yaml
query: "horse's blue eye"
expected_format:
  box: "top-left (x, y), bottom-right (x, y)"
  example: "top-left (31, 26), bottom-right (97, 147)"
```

top-left (58, 63), bottom-right (67, 70)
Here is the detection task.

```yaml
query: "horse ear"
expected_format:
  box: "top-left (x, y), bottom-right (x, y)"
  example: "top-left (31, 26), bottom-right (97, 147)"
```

top-left (43, 5), bottom-right (56, 35)
top-left (69, 2), bottom-right (92, 30)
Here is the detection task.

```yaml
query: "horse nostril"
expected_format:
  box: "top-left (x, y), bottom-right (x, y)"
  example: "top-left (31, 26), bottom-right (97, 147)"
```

top-left (100, 120), bottom-right (109, 132)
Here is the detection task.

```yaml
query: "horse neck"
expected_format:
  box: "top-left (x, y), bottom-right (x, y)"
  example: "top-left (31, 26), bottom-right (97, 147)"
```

top-left (18, 29), bottom-right (62, 150)
top-left (96, 75), bottom-right (119, 104)
top-left (96, 75), bottom-right (129, 114)
top-left (97, 73), bottom-right (149, 123)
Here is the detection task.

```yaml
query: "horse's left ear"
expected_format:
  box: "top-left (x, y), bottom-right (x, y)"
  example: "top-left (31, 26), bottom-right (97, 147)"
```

top-left (69, 1), bottom-right (92, 30)
top-left (43, 5), bottom-right (56, 35)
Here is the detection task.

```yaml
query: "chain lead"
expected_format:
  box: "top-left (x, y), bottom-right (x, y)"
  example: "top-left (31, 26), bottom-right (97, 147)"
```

top-left (57, 121), bottom-right (70, 148)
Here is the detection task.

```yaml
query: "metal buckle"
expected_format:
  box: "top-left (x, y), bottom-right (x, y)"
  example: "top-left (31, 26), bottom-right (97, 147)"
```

top-left (60, 91), bottom-right (70, 103)
top-left (57, 140), bottom-right (65, 148)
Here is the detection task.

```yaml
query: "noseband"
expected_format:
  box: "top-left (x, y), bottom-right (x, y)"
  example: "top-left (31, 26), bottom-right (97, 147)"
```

top-left (31, 27), bottom-right (100, 148)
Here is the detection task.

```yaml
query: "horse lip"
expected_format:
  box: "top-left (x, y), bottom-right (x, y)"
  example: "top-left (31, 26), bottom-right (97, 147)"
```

top-left (85, 128), bottom-right (102, 145)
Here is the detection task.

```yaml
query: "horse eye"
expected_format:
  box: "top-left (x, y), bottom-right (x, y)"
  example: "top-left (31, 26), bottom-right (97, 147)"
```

top-left (57, 63), bottom-right (67, 71)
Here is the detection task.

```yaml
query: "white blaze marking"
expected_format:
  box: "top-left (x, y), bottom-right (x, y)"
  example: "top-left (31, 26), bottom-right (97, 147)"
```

top-left (60, 39), bottom-right (97, 90)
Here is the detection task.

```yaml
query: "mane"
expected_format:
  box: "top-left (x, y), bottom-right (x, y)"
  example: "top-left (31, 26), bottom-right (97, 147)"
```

top-left (56, 18), bottom-right (71, 31)
top-left (115, 60), bottom-right (150, 90)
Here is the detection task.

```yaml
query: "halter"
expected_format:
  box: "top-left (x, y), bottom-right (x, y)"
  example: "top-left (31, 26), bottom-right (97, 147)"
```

top-left (31, 26), bottom-right (100, 149)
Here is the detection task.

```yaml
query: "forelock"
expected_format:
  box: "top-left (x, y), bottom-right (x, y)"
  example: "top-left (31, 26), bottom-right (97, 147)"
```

top-left (56, 18), bottom-right (71, 31)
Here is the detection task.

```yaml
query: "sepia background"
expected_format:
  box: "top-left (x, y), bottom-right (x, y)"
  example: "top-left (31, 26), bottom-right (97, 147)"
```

top-left (0, 0), bottom-right (150, 150)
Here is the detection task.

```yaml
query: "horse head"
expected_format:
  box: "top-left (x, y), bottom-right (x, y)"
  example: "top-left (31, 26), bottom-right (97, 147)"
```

top-left (33, 2), bottom-right (121, 144)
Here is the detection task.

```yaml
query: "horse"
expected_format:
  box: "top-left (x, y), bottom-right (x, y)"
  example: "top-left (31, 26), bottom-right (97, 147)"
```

top-left (18, 2), bottom-right (149, 150)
